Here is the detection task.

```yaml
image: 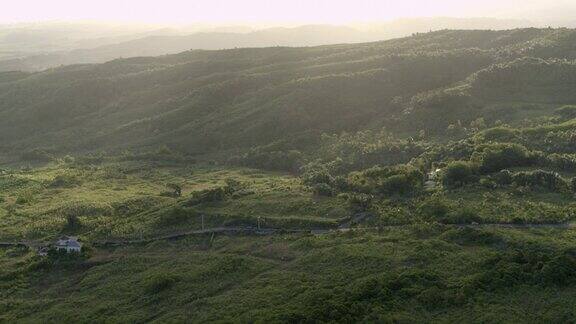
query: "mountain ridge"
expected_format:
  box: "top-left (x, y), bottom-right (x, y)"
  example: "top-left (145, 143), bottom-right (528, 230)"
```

top-left (1, 28), bottom-right (576, 159)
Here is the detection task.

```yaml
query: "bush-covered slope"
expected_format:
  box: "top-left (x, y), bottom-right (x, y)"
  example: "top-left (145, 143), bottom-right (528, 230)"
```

top-left (5, 29), bottom-right (576, 322)
top-left (0, 28), bottom-right (574, 157)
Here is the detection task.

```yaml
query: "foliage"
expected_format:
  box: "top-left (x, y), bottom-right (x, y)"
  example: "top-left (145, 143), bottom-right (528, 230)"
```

top-left (48, 174), bottom-right (81, 188)
top-left (555, 105), bottom-right (576, 120)
top-left (144, 273), bottom-right (180, 294)
top-left (20, 149), bottom-right (54, 162)
top-left (349, 165), bottom-right (424, 196)
top-left (512, 170), bottom-right (570, 193)
top-left (442, 161), bottom-right (478, 188)
top-left (4, 28), bottom-right (576, 322)
top-left (163, 183), bottom-right (182, 197)
top-left (472, 143), bottom-right (531, 174)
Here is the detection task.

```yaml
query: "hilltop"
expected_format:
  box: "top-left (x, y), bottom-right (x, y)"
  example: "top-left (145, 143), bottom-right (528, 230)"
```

top-left (0, 18), bottom-right (531, 72)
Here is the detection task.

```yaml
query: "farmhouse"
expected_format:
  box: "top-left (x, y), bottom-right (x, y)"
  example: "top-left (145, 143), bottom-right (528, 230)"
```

top-left (55, 236), bottom-right (82, 253)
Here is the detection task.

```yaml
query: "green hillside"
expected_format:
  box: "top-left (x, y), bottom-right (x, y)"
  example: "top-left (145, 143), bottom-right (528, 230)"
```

top-left (1, 28), bottom-right (576, 157)
top-left (4, 28), bottom-right (576, 322)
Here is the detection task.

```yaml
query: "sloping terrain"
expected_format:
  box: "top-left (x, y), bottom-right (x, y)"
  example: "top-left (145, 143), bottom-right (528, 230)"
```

top-left (4, 28), bottom-right (576, 322)
top-left (2, 28), bottom-right (576, 158)
top-left (0, 18), bottom-right (531, 72)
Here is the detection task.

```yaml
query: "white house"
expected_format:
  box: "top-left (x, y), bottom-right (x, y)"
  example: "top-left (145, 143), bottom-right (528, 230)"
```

top-left (424, 168), bottom-right (442, 191)
top-left (38, 247), bottom-right (49, 256)
top-left (55, 236), bottom-right (82, 253)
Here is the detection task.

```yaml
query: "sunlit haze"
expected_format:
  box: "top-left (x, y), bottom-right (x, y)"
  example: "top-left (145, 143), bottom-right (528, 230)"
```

top-left (2, 0), bottom-right (575, 24)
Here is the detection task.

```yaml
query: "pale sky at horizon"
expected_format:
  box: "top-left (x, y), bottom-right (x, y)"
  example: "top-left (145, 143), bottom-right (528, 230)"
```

top-left (0, 0), bottom-right (574, 24)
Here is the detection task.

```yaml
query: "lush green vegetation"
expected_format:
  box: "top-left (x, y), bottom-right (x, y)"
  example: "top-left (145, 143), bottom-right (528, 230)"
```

top-left (3, 226), bottom-right (576, 322)
top-left (1, 28), bottom-right (576, 157)
top-left (4, 28), bottom-right (576, 322)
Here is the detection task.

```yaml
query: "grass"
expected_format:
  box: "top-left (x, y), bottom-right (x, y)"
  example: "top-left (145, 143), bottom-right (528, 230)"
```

top-left (2, 158), bottom-right (574, 242)
top-left (0, 160), bottom-right (347, 241)
top-left (1, 157), bottom-right (576, 322)
top-left (2, 226), bottom-right (576, 322)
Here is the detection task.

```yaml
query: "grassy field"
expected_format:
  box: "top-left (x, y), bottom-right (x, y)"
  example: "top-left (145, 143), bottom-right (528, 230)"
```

top-left (1, 141), bottom-right (576, 323)
top-left (0, 160), bottom-right (348, 242)
top-left (2, 225), bottom-right (576, 322)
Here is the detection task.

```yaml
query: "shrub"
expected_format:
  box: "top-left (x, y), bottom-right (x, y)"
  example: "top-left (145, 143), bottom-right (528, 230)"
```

top-left (547, 154), bottom-right (576, 172)
top-left (50, 201), bottom-right (113, 218)
top-left (478, 127), bottom-right (519, 142)
top-left (540, 252), bottom-right (576, 285)
top-left (512, 170), bottom-right (569, 193)
top-left (112, 196), bottom-right (164, 216)
top-left (351, 165), bottom-right (424, 196)
top-left (144, 273), bottom-right (179, 294)
top-left (555, 105), bottom-right (576, 119)
top-left (302, 169), bottom-right (333, 187)
top-left (417, 196), bottom-right (450, 222)
top-left (185, 187), bottom-right (228, 206)
top-left (442, 207), bottom-right (482, 224)
top-left (157, 207), bottom-right (192, 226)
top-left (224, 178), bottom-right (244, 194)
top-left (493, 169), bottom-right (513, 186)
top-left (380, 173), bottom-right (420, 196)
top-left (479, 177), bottom-right (496, 189)
top-left (64, 214), bottom-right (82, 231)
top-left (312, 183), bottom-right (335, 197)
top-left (469, 249), bottom-right (576, 291)
top-left (15, 196), bottom-right (29, 205)
top-left (164, 183), bottom-right (182, 197)
top-left (446, 123), bottom-right (465, 137)
top-left (441, 228), bottom-right (502, 246)
top-left (472, 143), bottom-right (531, 174)
top-left (332, 176), bottom-right (351, 191)
top-left (344, 193), bottom-right (373, 213)
top-left (442, 161), bottom-right (477, 188)
top-left (48, 174), bottom-right (81, 188)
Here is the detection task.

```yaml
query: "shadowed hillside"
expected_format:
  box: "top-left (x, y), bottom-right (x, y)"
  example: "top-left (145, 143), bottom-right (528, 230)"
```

top-left (1, 28), bottom-right (576, 158)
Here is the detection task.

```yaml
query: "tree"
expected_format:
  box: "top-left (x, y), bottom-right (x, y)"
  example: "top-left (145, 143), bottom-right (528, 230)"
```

top-left (470, 117), bottom-right (486, 131)
top-left (65, 214), bottom-right (81, 230)
top-left (472, 143), bottom-right (530, 174)
top-left (442, 161), bottom-right (477, 188)
top-left (166, 183), bottom-right (182, 197)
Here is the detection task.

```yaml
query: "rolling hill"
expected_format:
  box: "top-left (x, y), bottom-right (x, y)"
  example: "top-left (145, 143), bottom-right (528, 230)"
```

top-left (1, 28), bottom-right (576, 158)
top-left (4, 28), bottom-right (576, 322)
top-left (0, 18), bottom-right (532, 72)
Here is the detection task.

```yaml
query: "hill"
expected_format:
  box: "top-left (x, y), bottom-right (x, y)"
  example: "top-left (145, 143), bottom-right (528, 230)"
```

top-left (0, 18), bottom-right (532, 72)
top-left (1, 28), bottom-right (576, 158)
top-left (4, 28), bottom-right (576, 322)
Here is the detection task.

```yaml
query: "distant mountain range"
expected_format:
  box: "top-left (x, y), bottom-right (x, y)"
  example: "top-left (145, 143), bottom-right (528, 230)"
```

top-left (0, 17), bottom-right (533, 72)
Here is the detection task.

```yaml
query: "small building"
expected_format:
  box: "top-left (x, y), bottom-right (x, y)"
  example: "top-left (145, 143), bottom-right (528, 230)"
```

top-left (55, 236), bottom-right (82, 253)
top-left (37, 247), bottom-right (49, 256)
top-left (424, 168), bottom-right (442, 191)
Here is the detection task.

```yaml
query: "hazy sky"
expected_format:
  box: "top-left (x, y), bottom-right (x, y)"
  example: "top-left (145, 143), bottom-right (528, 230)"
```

top-left (1, 0), bottom-right (574, 24)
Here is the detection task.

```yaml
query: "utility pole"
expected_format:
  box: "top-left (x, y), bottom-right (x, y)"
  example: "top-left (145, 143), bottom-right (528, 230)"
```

top-left (257, 216), bottom-right (261, 230)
